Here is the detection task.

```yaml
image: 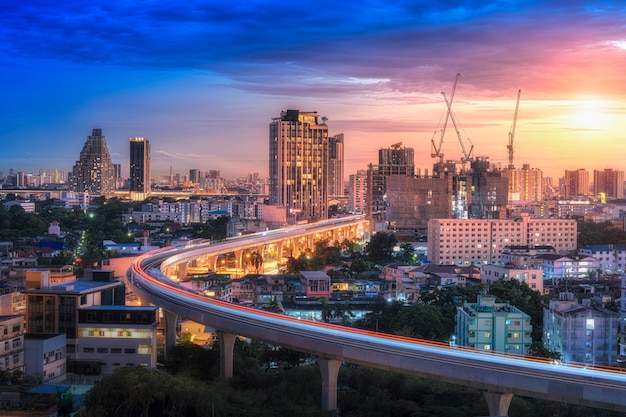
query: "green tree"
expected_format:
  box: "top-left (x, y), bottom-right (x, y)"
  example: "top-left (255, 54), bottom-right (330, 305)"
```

top-left (364, 232), bottom-right (397, 264)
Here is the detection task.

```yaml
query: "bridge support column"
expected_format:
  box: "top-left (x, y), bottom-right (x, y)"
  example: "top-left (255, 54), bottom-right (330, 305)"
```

top-left (163, 310), bottom-right (178, 360)
top-left (318, 358), bottom-right (342, 411)
top-left (218, 331), bottom-right (237, 380)
top-left (483, 391), bottom-right (513, 417)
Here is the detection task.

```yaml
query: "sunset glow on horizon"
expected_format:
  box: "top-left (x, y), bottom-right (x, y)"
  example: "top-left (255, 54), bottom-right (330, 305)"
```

top-left (1, 1), bottom-right (625, 181)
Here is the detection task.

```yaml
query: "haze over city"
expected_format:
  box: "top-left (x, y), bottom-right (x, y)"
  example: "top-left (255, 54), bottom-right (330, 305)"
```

top-left (2, 0), bottom-right (626, 180)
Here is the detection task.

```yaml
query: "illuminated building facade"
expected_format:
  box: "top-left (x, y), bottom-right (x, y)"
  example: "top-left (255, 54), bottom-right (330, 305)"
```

top-left (71, 128), bottom-right (115, 195)
top-left (129, 137), bottom-right (151, 200)
top-left (427, 216), bottom-right (577, 265)
top-left (269, 109), bottom-right (329, 222)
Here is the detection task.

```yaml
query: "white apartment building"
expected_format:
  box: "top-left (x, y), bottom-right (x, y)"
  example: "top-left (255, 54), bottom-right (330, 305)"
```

top-left (456, 295), bottom-right (533, 354)
top-left (0, 315), bottom-right (25, 374)
top-left (544, 292), bottom-right (618, 366)
top-left (427, 215), bottom-right (577, 265)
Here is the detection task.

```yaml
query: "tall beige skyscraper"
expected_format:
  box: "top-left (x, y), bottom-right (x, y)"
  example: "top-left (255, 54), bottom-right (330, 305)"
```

top-left (71, 128), bottom-right (115, 195)
top-left (269, 109), bottom-right (329, 222)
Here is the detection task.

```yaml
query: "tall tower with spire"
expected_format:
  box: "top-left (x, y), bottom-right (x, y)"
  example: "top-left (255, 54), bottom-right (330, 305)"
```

top-left (71, 128), bottom-right (115, 195)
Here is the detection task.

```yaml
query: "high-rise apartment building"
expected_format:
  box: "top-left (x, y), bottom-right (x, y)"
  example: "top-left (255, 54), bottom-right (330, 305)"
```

top-left (71, 128), bottom-right (115, 195)
top-left (507, 163), bottom-right (543, 201)
top-left (564, 169), bottom-right (589, 197)
top-left (129, 137), bottom-right (151, 200)
top-left (328, 134), bottom-right (345, 197)
top-left (348, 169), bottom-right (368, 214)
top-left (593, 169), bottom-right (624, 199)
top-left (269, 109), bottom-right (329, 222)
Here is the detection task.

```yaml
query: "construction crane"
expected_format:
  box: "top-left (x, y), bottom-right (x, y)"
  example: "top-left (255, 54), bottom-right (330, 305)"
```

top-left (431, 73), bottom-right (461, 163)
top-left (441, 91), bottom-right (474, 167)
top-left (507, 89), bottom-right (521, 170)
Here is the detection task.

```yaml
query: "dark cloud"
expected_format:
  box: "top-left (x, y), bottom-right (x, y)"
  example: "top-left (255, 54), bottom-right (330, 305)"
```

top-left (3, 0), bottom-right (625, 100)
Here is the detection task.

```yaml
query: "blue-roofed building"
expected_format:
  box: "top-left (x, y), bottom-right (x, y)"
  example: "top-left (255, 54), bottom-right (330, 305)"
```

top-left (578, 244), bottom-right (626, 275)
top-left (26, 271), bottom-right (125, 362)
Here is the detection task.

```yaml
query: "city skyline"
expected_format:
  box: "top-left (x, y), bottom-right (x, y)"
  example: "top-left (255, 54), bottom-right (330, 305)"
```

top-left (2, 1), bottom-right (626, 180)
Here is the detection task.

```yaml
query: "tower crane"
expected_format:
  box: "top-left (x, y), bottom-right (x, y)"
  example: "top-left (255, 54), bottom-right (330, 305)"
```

top-left (431, 73), bottom-right (461, 163)
top-left (441, 91), bottom-right (474, 167)
top-left (507, 89), bottom-right (521, 170)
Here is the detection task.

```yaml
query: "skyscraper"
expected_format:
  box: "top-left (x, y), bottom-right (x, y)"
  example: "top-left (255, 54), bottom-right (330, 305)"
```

top-left (328, 134), bottom-right (345, 197)
top-left (71, 128), bottom-right (115, 195)
top-left (269, 109), bottom-right (329, 222)
top-left (129, 137), bottom-right (151, 200)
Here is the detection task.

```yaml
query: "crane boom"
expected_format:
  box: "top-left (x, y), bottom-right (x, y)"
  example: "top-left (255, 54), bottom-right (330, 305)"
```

top-left (441, 91), bottom-right (473, 164)
top-left (431, 73), bottom-right (461, 163)
top-left (507, 89), bottom-right (521, 169)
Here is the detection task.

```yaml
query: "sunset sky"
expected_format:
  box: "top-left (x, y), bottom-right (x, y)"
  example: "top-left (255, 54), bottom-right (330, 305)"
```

top-left (1, 1), bottom-right (625, 180)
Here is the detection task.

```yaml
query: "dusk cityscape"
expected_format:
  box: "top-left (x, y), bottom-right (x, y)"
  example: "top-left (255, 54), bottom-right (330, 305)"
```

top-left (2, 1), bottom-right (626, 416)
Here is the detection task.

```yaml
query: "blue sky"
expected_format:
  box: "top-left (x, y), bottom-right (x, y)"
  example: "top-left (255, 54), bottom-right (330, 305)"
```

top-left (2, 0), bottom-right (626, 179)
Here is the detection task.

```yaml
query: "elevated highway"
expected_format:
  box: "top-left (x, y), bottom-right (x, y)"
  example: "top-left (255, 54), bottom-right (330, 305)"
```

top-left (129, 216), bottom-right (626, 416)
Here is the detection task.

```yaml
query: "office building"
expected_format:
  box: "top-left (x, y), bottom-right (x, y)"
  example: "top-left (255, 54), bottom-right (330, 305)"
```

top-left (71, 128), bottom-right (115, 195)
top-left (593, 169), bottom-right (624, 199)
top-left (129, 137), bottom-right (151, 200)
top-left (76, 305), bottom-right (158, 375)
top-left (269, 109), bottom-right (329, 222)
top-left (544, 292), bottom-right (618, 366)
top-left (427, 216), bottom-right (577, 265)
top-left (456, 295), bottom-right (533, 354)
top-left (328, 134), bottom-right (345, 197)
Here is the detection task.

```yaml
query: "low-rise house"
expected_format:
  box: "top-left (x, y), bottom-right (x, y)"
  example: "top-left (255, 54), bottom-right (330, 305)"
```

top-left (536, 253), bottom-right (599, 282)
top-left (544, 292), bottom-right (618, 366)
top-left (481, 264), bottom-right (544, 293)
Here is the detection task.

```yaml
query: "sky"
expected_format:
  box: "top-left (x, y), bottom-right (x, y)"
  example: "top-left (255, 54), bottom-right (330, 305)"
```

top-left (1, 0), bottom-right (626, 181)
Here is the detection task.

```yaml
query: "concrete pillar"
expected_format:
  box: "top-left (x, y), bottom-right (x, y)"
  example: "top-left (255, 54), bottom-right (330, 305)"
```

top-left (218, 331), bottom-right (237, 380)
top-left (163, 310), bottom-right (178, 360)
top-left (178, 262), bottom-right (188, 280)
top-left (318, 358), bottom-right (342, 411)
top-left (483, 391), bottom-right (513, 417)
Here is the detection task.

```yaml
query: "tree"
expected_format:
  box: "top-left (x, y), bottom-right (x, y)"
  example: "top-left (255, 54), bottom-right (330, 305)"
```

top-left (364, 232), bottom-right (397, 264)
top-left (399, 242), bottom-right (415, 263)
top-left (250, 251), bottom-right (264, 274)
top-left (320, 297), bottom-right (333, 323)
top-left (334, 300), bottom-right (355, 325)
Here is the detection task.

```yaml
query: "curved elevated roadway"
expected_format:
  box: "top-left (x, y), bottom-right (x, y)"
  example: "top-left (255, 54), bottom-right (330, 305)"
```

top-left (129, 219), bottom-right (626, 416)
